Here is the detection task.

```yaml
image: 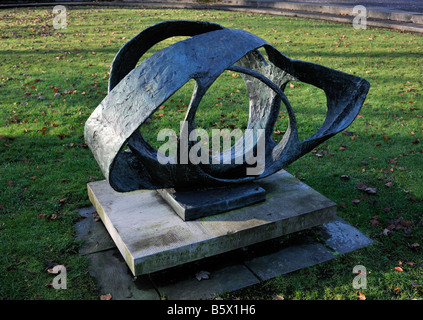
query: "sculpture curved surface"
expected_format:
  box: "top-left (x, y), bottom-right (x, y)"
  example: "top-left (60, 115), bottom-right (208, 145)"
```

top-left (85, 21), bottom-right (370, 192)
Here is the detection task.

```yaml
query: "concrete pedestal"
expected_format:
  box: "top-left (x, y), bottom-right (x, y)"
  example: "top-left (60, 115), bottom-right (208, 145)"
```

top-left (87, 170), bottom-right (337, 276)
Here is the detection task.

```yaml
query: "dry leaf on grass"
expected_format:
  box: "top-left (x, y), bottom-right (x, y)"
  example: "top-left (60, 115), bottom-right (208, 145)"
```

top-left (100, 293), bottom-right (112, 300)
top-left (357, 291), bottom-right (366, 300)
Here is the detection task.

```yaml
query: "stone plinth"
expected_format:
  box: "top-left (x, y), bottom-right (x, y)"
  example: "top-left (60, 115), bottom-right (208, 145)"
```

top-left (87, 170), bottom-right (337, 276)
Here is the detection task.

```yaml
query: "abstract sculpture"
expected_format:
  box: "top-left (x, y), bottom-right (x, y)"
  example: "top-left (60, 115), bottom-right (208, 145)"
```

top-left (85, 21), bottom-right (370, 193)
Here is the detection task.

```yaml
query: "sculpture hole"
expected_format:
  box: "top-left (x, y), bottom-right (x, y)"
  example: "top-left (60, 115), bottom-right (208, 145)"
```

top-left (272, 106), bottom-right (290, 144)
top-left (284, 81), bottom-right (328, 142)
top-left (257, 47), bottom-right (271, 64)
top-left (135, 36), bottom-right (191, 67)
top-left (194, 70), bottom-right (250, 155)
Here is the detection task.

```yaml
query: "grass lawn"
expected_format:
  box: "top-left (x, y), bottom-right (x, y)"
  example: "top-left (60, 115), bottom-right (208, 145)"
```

top-left (0, 6), bottom-right (422, 300)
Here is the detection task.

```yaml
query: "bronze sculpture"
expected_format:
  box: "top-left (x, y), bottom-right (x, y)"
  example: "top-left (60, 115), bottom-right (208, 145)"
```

top-left (85, 21), bottom-right (369, 193)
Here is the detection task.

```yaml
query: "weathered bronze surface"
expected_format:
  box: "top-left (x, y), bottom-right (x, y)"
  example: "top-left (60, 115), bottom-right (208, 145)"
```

top-left (85, 21), bottom-right (370, 192)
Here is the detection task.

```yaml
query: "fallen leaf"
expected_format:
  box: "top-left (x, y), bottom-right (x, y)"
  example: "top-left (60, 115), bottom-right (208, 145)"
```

top-left (195, 270), bottom-right (210, 281)
top-left (47, 267), bottom-right (57, 274)
top-left (357, 184), bottom-right (377, 194)
top-left (411, 281), bottom-right (421, 288)
top-left (352, 199), bottom-right (360, 204)
top-left (357, 291), bottom-right (366, 300)
top-left (365, 187), bottom-right (377, 194)
top-left (409, 242), bottom-right (420, 249)
top-left (100, 293), bottom-right (112, 300)
top-left (357, 183), bottom-right (367, 191)
top-left (92, 212), bottom-right (101, 222)
top-left (401, 220), bottom-right (414, 228)
top-left (395, 266), bottom-right (403, 272)
top-left (385, 181), bottom-right (393, 188)
top-left (273, 295), bottom-right (284, 300)
top-left (409, 196), bottom-right (417, 202)
top-left (389, 158), bottom-right (398, 164)
top-left (370, 216), bottom-right (381, 226)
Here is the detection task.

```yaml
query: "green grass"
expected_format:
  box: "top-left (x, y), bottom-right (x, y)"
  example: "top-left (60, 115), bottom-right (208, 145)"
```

top-left (0, 6), bottom-right (422, 300)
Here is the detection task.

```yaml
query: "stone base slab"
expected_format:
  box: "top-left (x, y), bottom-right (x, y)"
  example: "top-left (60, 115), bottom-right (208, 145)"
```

top-left (87, 170), bottom-right (337, 276)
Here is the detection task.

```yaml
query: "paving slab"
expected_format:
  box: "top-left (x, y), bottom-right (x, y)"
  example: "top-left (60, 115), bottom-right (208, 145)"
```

top-left (75, 207), bottom-right (373, 299)
top-left (74, 206), bottom-right (116, 255)
top-left (244, 238), bottom-right (335, 281)
top-left (151, 262), bottom-right (260, 300)
top-left (320, 216), bottom-right (374, 254)
top-left (87, 249), bottom-right (159, 300)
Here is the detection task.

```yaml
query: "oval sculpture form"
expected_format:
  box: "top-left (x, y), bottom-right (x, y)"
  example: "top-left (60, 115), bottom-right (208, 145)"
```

top-left (84, 21), bottom-right (370, 192)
